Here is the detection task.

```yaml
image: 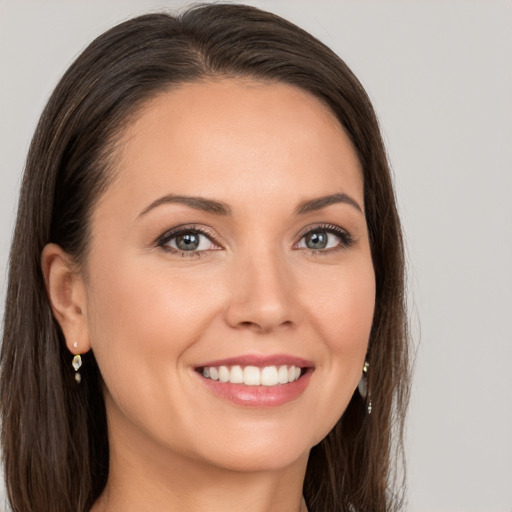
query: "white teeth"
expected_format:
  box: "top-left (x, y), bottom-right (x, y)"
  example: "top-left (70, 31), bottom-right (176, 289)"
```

top-left (278, 365), bottom-right (289, 384)
top-left (201, 364), bottom-right (303, 386)
top-left (261, 366), bottom-right (279, 386)
top-left (244, 366), bottom-right (260, 386)
top-left (229, 365), bottom-right (244, 384)
top-left (218, 366), bottom-right (229, 383)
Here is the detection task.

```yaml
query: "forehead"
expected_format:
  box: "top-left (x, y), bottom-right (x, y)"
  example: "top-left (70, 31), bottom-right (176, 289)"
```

top-left (98, 79), bottom-right (363, 218)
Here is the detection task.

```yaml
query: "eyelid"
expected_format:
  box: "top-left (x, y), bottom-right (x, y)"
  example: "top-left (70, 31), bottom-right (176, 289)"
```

top-left (155, 224), bottom-right (221, 251)
top-left (294, 223), bottom-right (353, 251)
top-left (154, 222), bottom-right (353, 256)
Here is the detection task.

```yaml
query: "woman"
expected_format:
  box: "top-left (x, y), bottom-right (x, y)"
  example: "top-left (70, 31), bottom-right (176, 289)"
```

top-left (1, 4), bottom-right (409, 512)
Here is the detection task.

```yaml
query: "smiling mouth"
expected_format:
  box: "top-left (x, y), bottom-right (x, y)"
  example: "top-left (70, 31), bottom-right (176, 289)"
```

top-left (197, 364), bottom-right (306, 387)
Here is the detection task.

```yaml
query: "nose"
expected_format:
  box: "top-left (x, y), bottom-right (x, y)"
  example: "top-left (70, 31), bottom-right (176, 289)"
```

top-left (224, 248), bottom-right (298, 334)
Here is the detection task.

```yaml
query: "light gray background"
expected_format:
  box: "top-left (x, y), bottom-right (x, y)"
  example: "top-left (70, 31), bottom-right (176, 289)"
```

top-left (1, 1), bottom-right (511, 511)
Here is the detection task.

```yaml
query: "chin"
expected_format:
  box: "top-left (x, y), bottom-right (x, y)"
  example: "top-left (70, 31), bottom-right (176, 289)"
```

top-left (202, 443), bottom-right (311, 474)
top-left (187, 422), bottom-right (327, 474)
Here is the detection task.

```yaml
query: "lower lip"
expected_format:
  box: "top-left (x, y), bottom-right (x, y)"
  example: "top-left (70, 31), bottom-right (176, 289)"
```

top-left (197, 370), bottom-right (313, 407)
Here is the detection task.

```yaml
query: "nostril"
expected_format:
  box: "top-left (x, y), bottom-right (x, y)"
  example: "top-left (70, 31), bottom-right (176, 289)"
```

top-left (236, 319), bottom-right (293, 334)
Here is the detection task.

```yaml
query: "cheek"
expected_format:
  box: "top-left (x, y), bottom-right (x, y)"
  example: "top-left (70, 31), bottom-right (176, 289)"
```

top-left (84, 252), bottom-right (222, 384)
top-left (301, 257), bottom-right (375, 438)
top-left (307, 254), bottom-right (375, 354)
top-left (330, 273), bottom-right (375, 351)
top-left (331, 263), bottom-right (375, 370)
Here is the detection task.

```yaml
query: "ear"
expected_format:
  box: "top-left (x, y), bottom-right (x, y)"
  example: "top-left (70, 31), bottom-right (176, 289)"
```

top-left (41, 243), bottom-right (91, 355)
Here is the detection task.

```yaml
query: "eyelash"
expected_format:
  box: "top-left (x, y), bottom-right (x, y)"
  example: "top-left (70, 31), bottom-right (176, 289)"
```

top-left (155, 223), bottom-right (354, 258)
top-left (156, 224), bottom-right (218, 258)
top-left (296, 224), bottom-right (354, 256)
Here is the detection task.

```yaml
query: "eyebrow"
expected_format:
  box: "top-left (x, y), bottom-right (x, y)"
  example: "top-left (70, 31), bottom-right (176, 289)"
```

top-left (138, 194), bottom-right (232, 218)
top-left (294, 193), bottom-right (363, 215)
top-left (137, 191), bottom-right (363, 219)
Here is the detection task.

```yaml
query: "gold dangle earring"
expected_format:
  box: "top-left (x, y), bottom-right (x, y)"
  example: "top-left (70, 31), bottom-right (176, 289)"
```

top-left (72, 342), bottom-right (82, 384)
top-left (357, 360), bottom-right (372, 414)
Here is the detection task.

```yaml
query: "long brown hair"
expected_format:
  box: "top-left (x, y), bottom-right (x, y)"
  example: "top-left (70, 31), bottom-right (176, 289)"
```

top-left (1, 4), bottom-right (409, 511)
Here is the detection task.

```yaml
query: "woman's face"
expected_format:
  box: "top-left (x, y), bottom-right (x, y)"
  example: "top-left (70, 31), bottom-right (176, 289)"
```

top-left (82, 79), bottom-right (375, 472)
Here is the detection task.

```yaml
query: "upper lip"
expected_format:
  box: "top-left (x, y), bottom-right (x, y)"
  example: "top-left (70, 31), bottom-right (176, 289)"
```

top-left (195, 354), bottom-right (314, 369)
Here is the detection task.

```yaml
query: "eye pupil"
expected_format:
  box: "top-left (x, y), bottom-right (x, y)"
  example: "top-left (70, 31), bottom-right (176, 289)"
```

top-left (176, 233), bottom-right (199, 251)
top-left (306, 231), bottom-right (328, 250)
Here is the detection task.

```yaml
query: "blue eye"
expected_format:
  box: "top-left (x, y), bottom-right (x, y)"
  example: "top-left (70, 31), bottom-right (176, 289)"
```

top-left (302, 231), bottom-right (331, 250)
top-left (157, 227), bottom-right (218, 255)
top-left (297, 225), bottom-right (353, 252)
top-left (173, 232), bottom-right (203, 251)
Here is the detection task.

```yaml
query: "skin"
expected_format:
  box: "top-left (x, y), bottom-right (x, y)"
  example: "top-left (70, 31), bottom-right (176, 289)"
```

top-left (42, 79), bottom-right (375, 512)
